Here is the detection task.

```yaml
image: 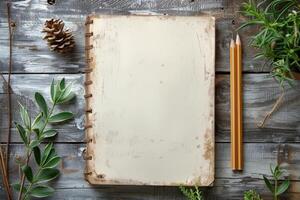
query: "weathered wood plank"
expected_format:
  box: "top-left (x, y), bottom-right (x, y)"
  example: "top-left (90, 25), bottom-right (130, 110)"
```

top-left (4, 143), bottom-right (300, 182)
top-left (0, 1), bottom-right (298, 199)
top-left (1, 143), bottom-right (299, 199)
top-left (1, 181), bottom-right (299, 200)
top-left (0, 74), bottom-right (299, 143)
top-left (0, 0), bottom-right (267, 73)
top-left (8, 0), bottom-right (226, 13)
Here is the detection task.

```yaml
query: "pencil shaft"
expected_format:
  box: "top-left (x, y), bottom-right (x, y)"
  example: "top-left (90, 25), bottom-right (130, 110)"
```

top-left (230, 40), bottom-right (238, 170)
top-left (236, 39), bottom-right (243, 170)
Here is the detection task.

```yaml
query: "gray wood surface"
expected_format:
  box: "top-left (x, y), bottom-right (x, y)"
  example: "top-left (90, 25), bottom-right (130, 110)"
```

top-left (0, 0), bottom-right (299, 199)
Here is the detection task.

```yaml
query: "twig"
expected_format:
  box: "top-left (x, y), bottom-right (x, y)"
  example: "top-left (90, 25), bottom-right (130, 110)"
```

top-left (0, 2), bottom-right (14, 200)
top-left (257, 88), bottom-right (285, 128)
top-left (5, 1), bottom-right (13, 181)
top-left (18, 152), bottom-right (32, 200)
top-left (0, 147), bottom-right (13, 199)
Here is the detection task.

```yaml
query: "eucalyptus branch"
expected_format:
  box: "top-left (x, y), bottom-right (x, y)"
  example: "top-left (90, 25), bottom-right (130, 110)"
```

top-left (14, 78), bottom-right (75, 200)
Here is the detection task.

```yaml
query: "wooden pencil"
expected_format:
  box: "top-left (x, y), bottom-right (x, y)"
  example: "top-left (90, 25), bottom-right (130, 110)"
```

top-left (236, 34), bottom-right (243, 170)
top-left (230, 39), bottom-right (238, 170)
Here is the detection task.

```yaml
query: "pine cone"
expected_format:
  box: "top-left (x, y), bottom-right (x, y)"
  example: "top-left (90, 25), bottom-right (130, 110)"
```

top-left (42, 19), bottom-right (75, 53)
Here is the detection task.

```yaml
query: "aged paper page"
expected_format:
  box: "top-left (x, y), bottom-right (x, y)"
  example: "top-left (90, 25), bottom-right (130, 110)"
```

top-left (87, 15), bottom-right (215, 186)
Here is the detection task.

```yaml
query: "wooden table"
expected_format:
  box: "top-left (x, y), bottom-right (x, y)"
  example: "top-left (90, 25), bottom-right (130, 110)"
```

top-left (0, 0), bottom-right (299, 199)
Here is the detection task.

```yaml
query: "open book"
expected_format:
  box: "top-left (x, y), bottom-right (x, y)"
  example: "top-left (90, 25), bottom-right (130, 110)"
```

top-left (84, 15), bottom-right (215, 186)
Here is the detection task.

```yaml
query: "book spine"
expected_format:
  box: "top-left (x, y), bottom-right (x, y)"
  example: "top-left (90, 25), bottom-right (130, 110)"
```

top-left (83, 16), bottom-right (94, 179)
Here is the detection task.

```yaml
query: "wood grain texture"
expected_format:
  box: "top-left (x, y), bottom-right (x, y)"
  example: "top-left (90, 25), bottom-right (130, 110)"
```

top-left (0, 74), bottom-right (300, 143)
top-left (0, 0), bottom-right (266, 74)
top-left (1, 181), bottom-right (299, 200)
top-left (0, 143), bottom-right (299, 199)
top-left (0, 0), bottom-right (299, 199)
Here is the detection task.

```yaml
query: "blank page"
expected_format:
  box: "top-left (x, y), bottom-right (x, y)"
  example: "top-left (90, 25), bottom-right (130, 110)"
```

top-left (86, 15), bottom-right (215, 186)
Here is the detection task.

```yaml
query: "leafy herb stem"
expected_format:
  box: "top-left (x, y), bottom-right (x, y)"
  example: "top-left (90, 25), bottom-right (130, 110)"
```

top-left (40, 104), bottom-right (56, 134)
top-left (18, 103), bottom-right (56, 200)
top-left (23, 166), bottom-right (42, 199)
top-left (274, 178), bottom-right (278, 200)
top-left (14, 78), bottom-right (75, 199)
top-left (17, 151), bottom-right (32, 200)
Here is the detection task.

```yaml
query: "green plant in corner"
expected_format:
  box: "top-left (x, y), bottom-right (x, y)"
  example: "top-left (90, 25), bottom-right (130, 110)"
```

top-left (240, 0), bottom-right (300, 127)
top-left (244, 190), bottom-right (263, 200)
top-left (243, 165), bottom-right (289, 200)
top-left (263, 165), bottom-right (290, 200)
top-left (13, 78), bottom-right (75, 200)
top-left (179, 185), bottom-right (204, 200)
top-left (240, 0), bottom-right (300, 87)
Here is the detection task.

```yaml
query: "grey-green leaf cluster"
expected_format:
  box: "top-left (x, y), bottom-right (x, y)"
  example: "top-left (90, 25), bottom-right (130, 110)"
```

top-left (240, 0), bottom-right (300, 87)
top-left (179, 185), bottom-right (204, 200)
top-left (13, 78), bottom-right (75, 199)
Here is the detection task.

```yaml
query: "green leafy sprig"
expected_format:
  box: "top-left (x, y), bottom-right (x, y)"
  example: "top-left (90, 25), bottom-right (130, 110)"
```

top-left (13, 78), bottom-right (75, 200)
top-left (179, 185), bottom-right (204, 200)
top-left (243, 164), bottom-right (290, 200)
top-left (240, 0), bottom-right (300, 87)
top-left (263, 165), bottom-right (290, 200)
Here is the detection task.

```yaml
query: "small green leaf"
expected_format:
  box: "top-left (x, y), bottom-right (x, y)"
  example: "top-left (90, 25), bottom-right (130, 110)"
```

top-left (48, 112), bottom-right (74, 123)
top-left (276, 180), bottom-right (290, 196)
top-left (61, 82), bottom-right (72, 97)
top-left (33, 128), bottom-right (40, 139)
top-left (35, 92), bottom-right (48, 117)
top-left (33, 146), bottom-right (41, 165)
top-left (56, 82), bottom-right (75, 104)
top-left (32, 113), bottom-right (43, 129)
top-left (59, 78), bottom-right (66, 90)
top-left (263, 175), bottom-right (274, 194)
top-left (12, 183), bottom-right (27, 193)
top-left (43, 148), bottom-right (56, 165)
top-left (50, 79), bottom-right (56, 103)
top-left (54, 82), bottom-right (62, 103)
top-left (30, 185), bottom-right (54, 198)
top-left (19, 103), bottom-right (31, 130)
top-left (41, 143), bottom-right (53, 165)
top-left (42, 129), bottom-right (58, 138)
top-left (44, 156), bottom-right (61, 168)
top-left (36, 168), bottom-right (60, 183)
top-left (57, 90), bottom-right (75, 104)
top-left (22, 165), bottom-right (33, 183)
top-left (15, 122), bottom-right (28, 145)
top-left (270, 164), bottom-right (274, 175)
top-left (29, 140), bottom-right (40, 149)
top-left (57, 92), bottom-right (76, 104)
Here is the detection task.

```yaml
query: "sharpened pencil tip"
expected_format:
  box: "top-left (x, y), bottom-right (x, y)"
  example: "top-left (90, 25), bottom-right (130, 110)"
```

top-left (230, 39), bottom-right (235, 47)
top-left (236, 34), bottom-right (241, 44)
